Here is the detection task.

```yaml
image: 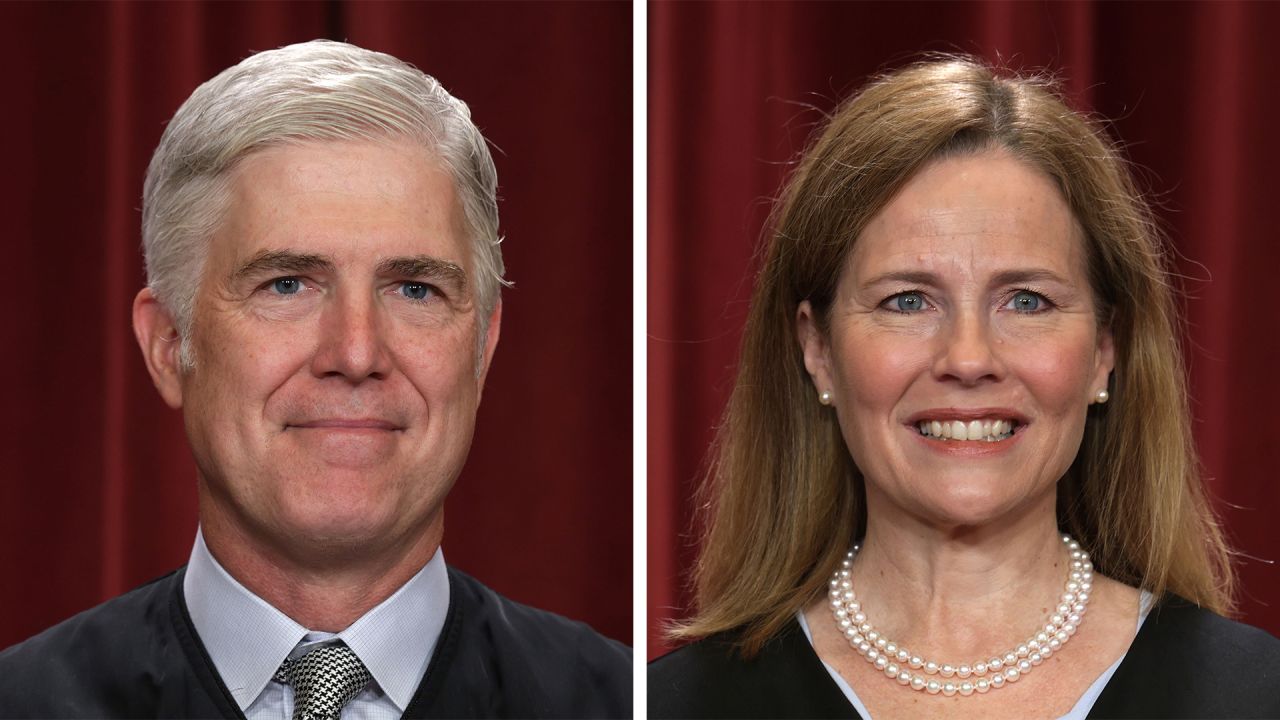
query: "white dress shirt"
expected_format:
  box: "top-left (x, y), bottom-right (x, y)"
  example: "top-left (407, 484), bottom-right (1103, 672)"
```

top-left (797, 590), bottom-right (1154, 720)
top-left (183, 529), bottom-right (450, 720)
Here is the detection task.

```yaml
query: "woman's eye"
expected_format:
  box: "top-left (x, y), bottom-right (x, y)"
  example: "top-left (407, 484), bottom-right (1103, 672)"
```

top-left (1007, 291), bottom-right (1044, 313)
top-left (271, 277), bottom-right (302, 295)
top-left (887, 292), bottom-right (928, 313)
top-left (401, 282), bottom-right (435, 301)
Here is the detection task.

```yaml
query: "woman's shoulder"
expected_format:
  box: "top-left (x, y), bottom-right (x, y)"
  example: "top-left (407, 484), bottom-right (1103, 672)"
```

top-left (648, 631), bottom-right (743, 694)
top-left (1140, 594), bottom-right (1280, 661)
top-left (648, 620), bottom-right (858, 719)
top-left (1089, 594), bottom-right (1280, 718)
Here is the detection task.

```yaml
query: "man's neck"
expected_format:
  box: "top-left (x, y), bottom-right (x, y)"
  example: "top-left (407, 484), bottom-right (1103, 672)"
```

top-left (199, 513), bottom-right (443, 632)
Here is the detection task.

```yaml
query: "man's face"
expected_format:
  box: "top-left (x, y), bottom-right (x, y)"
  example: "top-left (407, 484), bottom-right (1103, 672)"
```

top-left (174, 139), bottom-right (498, 561)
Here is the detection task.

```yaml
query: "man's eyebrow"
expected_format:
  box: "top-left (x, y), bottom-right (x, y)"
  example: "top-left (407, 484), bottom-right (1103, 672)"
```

top-left (378, 256), bottom-right (468, 289)
top-left (232, 250), bottom-right (335, 281)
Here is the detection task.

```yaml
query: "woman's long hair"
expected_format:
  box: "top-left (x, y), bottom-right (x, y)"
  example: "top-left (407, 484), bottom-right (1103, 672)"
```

top-left (672, 56), bottom-right (1236, 657)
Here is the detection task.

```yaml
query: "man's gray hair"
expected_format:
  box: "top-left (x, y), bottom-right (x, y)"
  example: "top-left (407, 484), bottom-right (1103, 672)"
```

top-left (142, 39), bottom-right (506, 369)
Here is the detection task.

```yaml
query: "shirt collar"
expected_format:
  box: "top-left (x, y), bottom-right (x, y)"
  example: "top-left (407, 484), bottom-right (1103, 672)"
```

top-left (183, 529), bottom-right (450, 712)
top-left (337, 545), bottom-right (449, 709)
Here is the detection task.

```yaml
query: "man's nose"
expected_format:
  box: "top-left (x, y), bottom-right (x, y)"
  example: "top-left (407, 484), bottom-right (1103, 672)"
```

top-left (931, 309), bottom-right (1005, 386)
top-left (311, 290), bottom-right (393, 381)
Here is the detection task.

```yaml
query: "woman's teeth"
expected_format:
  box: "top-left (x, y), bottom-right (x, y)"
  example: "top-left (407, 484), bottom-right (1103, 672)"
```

top-left (916, 419), bottom-right (1017, 442)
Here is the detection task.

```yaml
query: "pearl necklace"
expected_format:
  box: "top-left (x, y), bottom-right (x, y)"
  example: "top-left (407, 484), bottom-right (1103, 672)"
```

top-left (827, 534), bottom-right (1092, 698)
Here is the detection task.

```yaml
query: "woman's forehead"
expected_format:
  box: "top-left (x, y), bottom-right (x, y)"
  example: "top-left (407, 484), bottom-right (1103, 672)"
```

top-left (848, 151), bottom-right (1086, 284)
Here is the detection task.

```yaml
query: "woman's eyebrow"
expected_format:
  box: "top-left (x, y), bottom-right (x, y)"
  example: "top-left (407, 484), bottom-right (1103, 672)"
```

top-left (989, 268), bottom-right (1073, 287)
top-left (860, 269), bottom-right (1073, 287)
top-left (861, 270), bottom-right (941, 287)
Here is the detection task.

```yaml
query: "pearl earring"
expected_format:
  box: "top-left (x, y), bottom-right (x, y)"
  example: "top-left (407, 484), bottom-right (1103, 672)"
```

top-left (819, 390), bottom-right (833, 406)
top-left (1094, 389), bottom-right (1110, 404)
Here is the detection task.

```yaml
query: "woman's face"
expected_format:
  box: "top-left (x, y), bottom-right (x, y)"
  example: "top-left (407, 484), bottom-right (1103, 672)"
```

top-left (797, 149), bottom-right (1113, 528)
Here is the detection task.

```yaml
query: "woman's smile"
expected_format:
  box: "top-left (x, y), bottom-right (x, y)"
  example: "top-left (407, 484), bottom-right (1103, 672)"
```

top-left (905, 408), bottom-right (1029, 457)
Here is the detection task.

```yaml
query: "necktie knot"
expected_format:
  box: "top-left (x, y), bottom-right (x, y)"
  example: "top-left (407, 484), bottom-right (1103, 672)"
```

top-left (275, 643), bottom-right (372, 720)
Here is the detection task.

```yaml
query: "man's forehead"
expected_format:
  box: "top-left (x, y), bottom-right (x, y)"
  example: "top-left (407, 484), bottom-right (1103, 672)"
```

top-left (210, 139), bottom-right (472, 274)
top-left (227, 140), bottom-right (456, 212)
top-left (240, 139), bottom-right (445, 187)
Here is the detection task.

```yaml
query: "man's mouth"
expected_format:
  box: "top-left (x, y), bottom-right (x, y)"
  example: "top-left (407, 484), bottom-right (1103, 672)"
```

top-left (914, 418), bottom-right (1019, 442)
top-left (288, 418), bottom-right (402, 431)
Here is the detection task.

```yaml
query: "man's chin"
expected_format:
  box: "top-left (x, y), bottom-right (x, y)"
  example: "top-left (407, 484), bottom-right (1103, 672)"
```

top-left (270, 512), bottom-right (407, 560)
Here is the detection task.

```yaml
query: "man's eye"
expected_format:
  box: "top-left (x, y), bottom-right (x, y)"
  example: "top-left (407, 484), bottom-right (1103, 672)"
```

top-left (401, 282), bottom-right (435, 301)
top-left (1006, 291), bottom-right (1045, 313)
top-left (271, 277), bottom-right (303, 295)
top-left (884, 292), bottom-right (928, 313)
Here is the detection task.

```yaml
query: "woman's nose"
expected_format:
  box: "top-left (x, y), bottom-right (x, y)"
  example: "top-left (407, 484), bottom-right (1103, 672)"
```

top-left (931, 310), bottom-right (1005, 386)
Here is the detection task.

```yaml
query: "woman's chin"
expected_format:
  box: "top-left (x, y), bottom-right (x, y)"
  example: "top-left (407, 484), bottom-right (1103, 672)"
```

top-left (894, 478), bottom-right (1044, 530)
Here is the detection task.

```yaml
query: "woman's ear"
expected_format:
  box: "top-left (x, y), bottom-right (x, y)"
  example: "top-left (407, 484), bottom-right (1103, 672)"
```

top-left (1094, 322), bottom-right (1115, 400)
top-left (796, 301), bottom-right (835, 403)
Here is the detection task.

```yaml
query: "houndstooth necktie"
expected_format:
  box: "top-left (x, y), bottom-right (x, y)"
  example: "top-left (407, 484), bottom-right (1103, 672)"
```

top-left (274, 643), bottom-right (372, 720)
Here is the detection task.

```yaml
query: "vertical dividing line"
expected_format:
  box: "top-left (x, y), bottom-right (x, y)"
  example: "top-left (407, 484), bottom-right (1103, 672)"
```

top-left (632, 0), bottom-right (648, 716)
top-left (101, 3), bottom-right (135, 599)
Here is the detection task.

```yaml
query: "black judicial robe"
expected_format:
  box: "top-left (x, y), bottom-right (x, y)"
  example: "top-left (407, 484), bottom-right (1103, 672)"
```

top-left (0, 566), bottom-right (632, 719)
top-left (649, 595), bottom-right (1280, 719)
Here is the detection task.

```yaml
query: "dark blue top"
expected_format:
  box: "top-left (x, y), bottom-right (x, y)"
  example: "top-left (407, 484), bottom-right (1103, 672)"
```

top-left (649, 595), bottom-right (1280, 719)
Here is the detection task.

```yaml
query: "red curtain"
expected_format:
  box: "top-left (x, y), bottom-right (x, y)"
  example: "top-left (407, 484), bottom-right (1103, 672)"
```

top-left (649, 1), bottom-right (1280, 659)
top-left (0, 1), bottom-right (631, 649)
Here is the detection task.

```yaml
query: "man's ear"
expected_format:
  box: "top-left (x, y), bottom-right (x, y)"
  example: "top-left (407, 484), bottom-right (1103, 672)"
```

top-left (132, 288), bottom-right (185, 409)
top-left (796, 300), bottom-right (835, 402)
top-left (476, 299), bottom-right (502, 392)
